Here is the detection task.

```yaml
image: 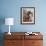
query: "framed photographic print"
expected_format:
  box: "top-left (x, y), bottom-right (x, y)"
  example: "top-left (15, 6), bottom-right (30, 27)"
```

top-left (21, 7), bottom-right (35, 24)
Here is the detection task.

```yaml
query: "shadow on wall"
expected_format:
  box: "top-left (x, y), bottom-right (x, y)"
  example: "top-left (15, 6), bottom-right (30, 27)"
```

top-left (0, 16), bottom-right (5, 46)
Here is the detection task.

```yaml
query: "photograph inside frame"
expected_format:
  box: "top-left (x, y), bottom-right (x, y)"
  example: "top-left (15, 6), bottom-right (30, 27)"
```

top-left (21, 7), bottom-right (35, 24)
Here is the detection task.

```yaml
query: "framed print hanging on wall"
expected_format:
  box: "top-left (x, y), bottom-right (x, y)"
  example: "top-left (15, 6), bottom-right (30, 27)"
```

top-left (21, 7), bottom-right (35, 24)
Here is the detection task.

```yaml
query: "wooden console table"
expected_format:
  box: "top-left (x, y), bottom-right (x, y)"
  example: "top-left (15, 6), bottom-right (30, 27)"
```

top-left (4, 32), bottom-right (43, 46)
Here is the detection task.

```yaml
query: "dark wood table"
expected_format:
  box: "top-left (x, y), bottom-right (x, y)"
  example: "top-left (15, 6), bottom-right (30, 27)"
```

top-left (4, 32), bottom-right (43, 46)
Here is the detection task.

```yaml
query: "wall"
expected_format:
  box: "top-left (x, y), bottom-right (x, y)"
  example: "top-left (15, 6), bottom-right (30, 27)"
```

top-left (0, 0), bottom-right (46, 46)
top-left (0, 0), bottom-right (46, 32)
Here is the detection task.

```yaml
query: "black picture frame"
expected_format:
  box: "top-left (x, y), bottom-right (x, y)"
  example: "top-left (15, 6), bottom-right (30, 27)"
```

top-left (20, 7), bottom-right (35, 24)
